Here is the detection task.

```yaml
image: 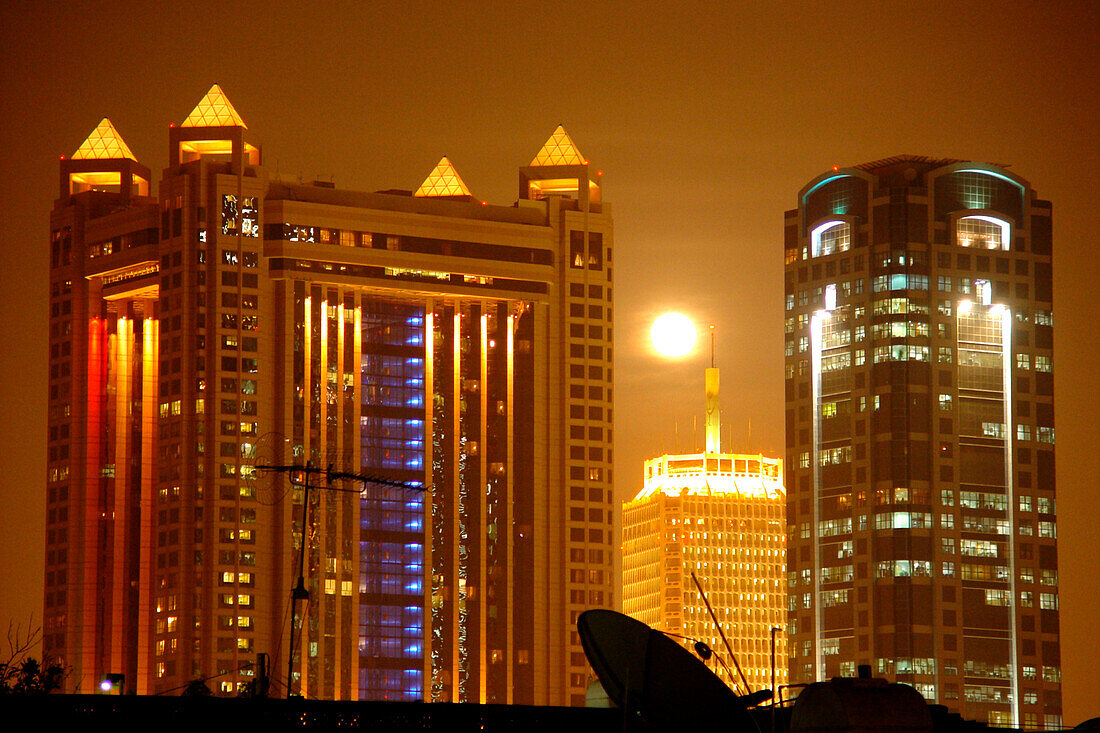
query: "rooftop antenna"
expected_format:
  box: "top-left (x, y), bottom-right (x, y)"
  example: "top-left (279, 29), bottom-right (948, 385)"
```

top-left (691, 571), bottom-right (762, 700)
top-left (254, 460), bottom-right (426, 698)
top-left (705, 324), bottom-right (720, 454)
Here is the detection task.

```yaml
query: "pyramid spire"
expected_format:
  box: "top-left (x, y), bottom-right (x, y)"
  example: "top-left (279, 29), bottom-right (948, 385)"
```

top-left (70, 118), bottom-right (138, 161)
top-left (181, 84), bottom-right (247, 129)
top-left (529, 125), bottom-right (585, 167)
top-left (414, 156), bottom-right (472, 198)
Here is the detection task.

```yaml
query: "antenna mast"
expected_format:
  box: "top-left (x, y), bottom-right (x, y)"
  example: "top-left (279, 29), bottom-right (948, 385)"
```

top-left (256, 461), bottom-right (425, 697)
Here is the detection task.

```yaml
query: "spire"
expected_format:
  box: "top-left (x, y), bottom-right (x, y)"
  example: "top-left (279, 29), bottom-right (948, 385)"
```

top-left (181, 84), bottom-right (247, 128)
top-left (70, 118), bottom-right (138, 161)
top-left (414, 156), bottom-right (472, 197)
top-left (705, 325), bottom-right (720, 454)
top-left (529, 125), bottom-right (585, 166)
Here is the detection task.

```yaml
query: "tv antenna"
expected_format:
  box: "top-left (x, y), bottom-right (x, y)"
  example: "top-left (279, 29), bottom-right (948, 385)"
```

top-left (691, 571), bottom-right (765, 701)
top-left (253, 456), bottom-right (426, 698)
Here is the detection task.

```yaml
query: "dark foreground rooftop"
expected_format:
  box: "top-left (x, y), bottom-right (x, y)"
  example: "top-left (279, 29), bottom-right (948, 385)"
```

top-left (0, 693), bottom-right (1084, 732)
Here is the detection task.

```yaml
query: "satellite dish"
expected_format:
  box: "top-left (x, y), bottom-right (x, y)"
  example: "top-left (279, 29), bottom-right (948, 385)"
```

top-left (577, 609), bottom-right (760, 733)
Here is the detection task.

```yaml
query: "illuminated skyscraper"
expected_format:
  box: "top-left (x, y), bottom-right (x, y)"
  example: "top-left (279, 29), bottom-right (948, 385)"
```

top-left (44, 86), bottom-right (614, 705)
top-left (622, 368), bottom-right (788, 694)
top-left (783, 157), bottom-right (1060, 728)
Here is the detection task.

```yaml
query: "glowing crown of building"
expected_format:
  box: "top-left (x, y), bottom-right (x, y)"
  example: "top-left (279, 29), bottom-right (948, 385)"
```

top-left (529, 125), bottom-right (585, 166)
top-left (414, 156), bottom-right (472, 197)
top-left (71, 118), bottom-right (138, 161)
top-left (181, 83), bottom-right (247, 128)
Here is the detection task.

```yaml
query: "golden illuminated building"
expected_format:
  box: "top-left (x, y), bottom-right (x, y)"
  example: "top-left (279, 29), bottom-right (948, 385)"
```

top-left (45, 86), bottom-right (613, 705)
top-left (621, 368), bottom-right (788, 694)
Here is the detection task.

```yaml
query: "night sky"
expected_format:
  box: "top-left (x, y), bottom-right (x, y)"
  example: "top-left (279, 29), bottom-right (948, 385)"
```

top-left (1, 2), bottom-right (1096, 720)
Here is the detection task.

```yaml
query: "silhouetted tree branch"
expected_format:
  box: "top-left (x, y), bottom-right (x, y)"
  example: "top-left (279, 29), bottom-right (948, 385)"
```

top-left (0, 616), bottom-right (67, 695)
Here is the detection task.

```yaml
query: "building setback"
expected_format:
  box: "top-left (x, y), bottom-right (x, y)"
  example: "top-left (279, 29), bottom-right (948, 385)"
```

top-left (43, 85), bottom-right (615, 705)
top-left (622, 367), bottom-right (788, 695)
top-left (783, 156), bottom-right (1060, 728)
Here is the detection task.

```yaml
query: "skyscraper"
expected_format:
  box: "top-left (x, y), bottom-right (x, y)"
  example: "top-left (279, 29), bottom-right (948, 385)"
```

top-left (622, 367), bottom-right (788, 694)
top-left (783, 157), bottom-right (1059, 728)
top-left (44, 85), bottom-right (615, 705)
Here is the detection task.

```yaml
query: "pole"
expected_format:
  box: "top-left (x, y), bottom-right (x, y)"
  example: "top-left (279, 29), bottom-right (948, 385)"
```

top-left (770, 626), bottom-right (778, 696)
top-left (770, 626), bottom-right (780, 733)
top-left (252, 459), bottom-right (423, 699)
top-left (691, 571), bottom-right (752, 693)
top-left (287, 463), bottom-right (312, 697)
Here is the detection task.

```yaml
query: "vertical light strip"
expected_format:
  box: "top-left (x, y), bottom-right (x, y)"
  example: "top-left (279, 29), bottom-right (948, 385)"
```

top-left (352, 302), bottom-right (363, 698)
top-left (136, 316), bottom-right (157, 694)
top-left (334, 297), bottom-right (345, 698)
top-left (452, 312), bottom-right (462, 697)
top-left (478, 310), bottom-right (488, 703)
top-left (505, 313), bottom-right (515, 704)
top-left (1001, 306), bottom-right (1019, 728)
top-left (422, 305), bottom-right (434, 696)
top-left (809, 310), bottom-right (824, 681)
top-left (316, 297), bottom-right (328, 699)
top-left (320, 298), bottom-right (329, 465)
top-left (110, 317), bottom-right (131, 675)
top-left (81, 317), bottom-right (104, 682)
top-left (300, 295), bottom-right (311, 698)
top-left (303, 296), bottom-right (312, 461)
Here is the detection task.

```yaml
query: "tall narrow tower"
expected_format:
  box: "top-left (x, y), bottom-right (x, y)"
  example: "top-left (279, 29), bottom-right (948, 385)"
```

top-left (622, 368), bottom-right (788, 694)
top-left (784, 157), bottom-right (1060, 729)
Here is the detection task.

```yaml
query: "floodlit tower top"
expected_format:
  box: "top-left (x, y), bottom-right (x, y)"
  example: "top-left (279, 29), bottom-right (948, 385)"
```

top-left (414, 156), bottom-right (473, 198)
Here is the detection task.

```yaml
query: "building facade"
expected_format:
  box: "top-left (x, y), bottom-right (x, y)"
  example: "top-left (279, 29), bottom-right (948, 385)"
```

top-left (783, 156), bottom-right (1059, 728)
top-left (44, 85), bottom-right (615, 705)
top-left (622, 368), bottom-right (788, 695)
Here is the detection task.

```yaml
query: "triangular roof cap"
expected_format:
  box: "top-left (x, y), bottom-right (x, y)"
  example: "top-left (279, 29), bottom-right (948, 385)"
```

top-left (414, 156), bottom-right (472, 197)
top-left (530, 125), bottom-right (585, 166)
top-left (181, 84), bottom-right (247, 129)
top-left (71, 118), bottom-right (138, 161)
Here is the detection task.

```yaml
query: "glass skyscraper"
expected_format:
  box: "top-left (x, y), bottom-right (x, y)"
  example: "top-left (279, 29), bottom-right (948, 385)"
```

top-left (783, 156), bottom-right (1060, 728)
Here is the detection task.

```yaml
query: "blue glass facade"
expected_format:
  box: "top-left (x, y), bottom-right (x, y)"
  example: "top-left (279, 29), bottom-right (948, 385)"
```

top-left (359, 300), bottom-right (426, 700)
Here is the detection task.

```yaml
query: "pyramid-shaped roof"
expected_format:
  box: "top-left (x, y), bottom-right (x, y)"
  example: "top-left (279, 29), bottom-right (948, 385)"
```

top-left (529, 125), bottom-right (585, 166)
top-left (181, 84), bottom-right (247, 128)
top-left (71, 118), bottom-right (138, 161)
top-left (414, 156), bottom-right (472, 197)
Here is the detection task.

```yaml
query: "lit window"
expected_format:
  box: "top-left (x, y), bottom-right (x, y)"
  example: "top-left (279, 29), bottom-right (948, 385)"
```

top-left (957, 215), bottom-right (1009, 251)
top-left (811, 221), bottom-right (850, 257)
top-left (222, 195), bottom-right (238, 235)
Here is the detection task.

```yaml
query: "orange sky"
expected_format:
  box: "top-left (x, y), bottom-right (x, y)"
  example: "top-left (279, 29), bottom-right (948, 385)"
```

top-left (1, 2), bottom-right (1096, 721)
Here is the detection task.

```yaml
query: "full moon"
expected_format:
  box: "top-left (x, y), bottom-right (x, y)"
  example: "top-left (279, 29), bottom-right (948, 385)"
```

top-left (651, 312), bottom-right (697, 357)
